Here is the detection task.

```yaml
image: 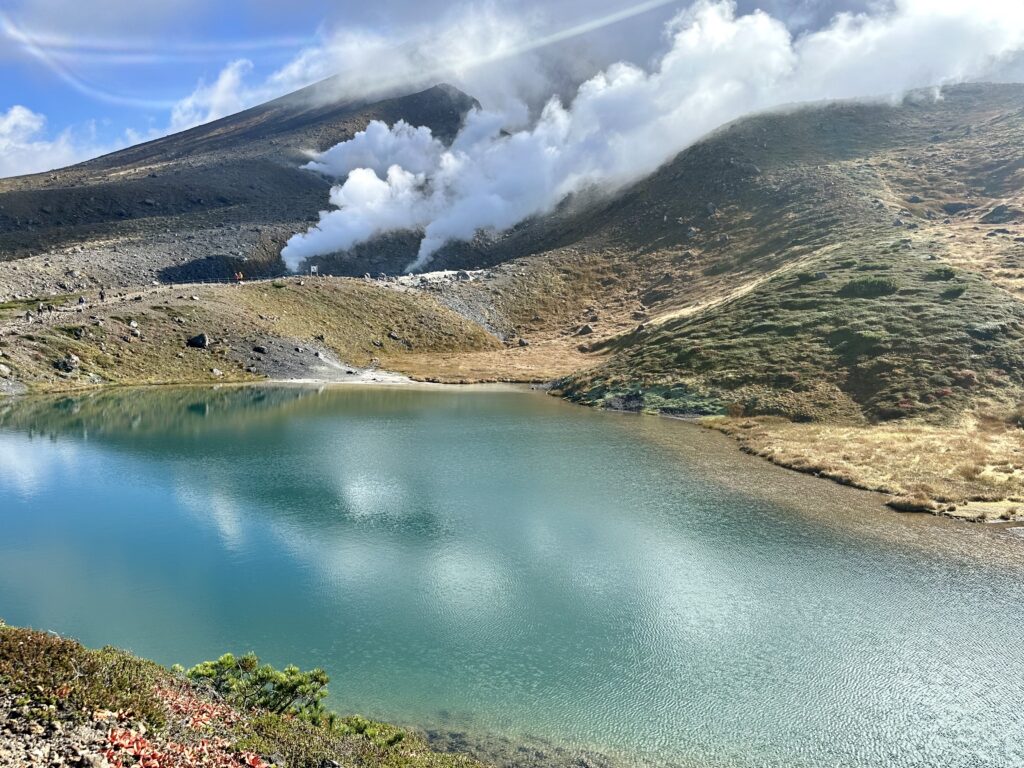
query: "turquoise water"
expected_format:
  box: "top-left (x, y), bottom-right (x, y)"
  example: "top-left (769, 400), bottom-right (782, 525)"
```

top-left (1, 386), bottom-right (1023, 768)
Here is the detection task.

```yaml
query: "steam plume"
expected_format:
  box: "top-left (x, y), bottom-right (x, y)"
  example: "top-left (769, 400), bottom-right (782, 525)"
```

top-left (283, 0), bottom-right (1024, 272)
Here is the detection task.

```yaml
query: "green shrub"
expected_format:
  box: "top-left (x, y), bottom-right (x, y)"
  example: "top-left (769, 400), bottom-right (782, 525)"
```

top-left (926, 266), bottom-right (957, 281)
top-left (838, 277), bottom-right (899, 298)
top-left (185, 652), bottom-right (329, 718)
top-left (235, 711), bottom-right (351, 768)
top-left (1012, 405), bottom-right (1024, 429)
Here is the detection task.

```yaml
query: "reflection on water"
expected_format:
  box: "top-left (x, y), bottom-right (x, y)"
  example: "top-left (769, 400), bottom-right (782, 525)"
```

top-left (1, 385), bottom-right (1023, 768)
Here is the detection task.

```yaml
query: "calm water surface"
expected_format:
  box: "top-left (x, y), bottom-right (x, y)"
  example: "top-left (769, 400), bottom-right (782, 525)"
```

top-left (1, 386), bottom-right (1023, 768)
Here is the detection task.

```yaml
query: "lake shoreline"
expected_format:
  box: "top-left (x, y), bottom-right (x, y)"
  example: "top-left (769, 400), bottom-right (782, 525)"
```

top-left (281, 375), bottom-right (1024, 529)
top-left (4, 372), bottom-right (1023, 530)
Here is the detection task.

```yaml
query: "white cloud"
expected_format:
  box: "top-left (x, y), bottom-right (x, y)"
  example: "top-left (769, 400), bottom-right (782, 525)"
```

top-left (0, 105), bottom-right (117, 177)
top-left (281, 0), bottom-right (1024, 272)
top-left (168, 58), bottom-right (256, 132)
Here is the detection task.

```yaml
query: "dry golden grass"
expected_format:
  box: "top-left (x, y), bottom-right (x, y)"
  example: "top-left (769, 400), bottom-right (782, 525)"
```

top-left (391, 341), bottom-right (601, 383)
top-left (708, 412), bottom-right (1024, 521)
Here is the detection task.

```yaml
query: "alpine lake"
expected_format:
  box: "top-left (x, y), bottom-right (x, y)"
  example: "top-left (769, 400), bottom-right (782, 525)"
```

top-left (1, 385), bottom-right (1022, 768)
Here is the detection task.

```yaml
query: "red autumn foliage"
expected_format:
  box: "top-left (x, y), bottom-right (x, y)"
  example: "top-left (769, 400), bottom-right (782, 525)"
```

top-left (101, 688), bottom-right (269, 768)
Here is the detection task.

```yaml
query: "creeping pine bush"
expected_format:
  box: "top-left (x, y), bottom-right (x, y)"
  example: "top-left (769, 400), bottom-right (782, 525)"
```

top-left (838, 276), bottom-right (899, 298)
top-left (184, 652), bottom-right (329, 719)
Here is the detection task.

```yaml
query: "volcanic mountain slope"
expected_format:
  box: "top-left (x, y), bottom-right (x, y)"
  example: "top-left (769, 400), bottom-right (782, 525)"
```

top-left (1, 81), bottom-right (1023, 514)
top-left (0, 82), bottom-right (476, 290)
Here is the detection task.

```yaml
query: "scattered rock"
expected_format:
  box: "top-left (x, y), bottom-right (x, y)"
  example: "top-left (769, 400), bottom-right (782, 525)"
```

top-left (979, 204), bottom-right (1023, 224)
top-left (186, 333), bottom-right (210, 349)
top-left (518, 338), bottom-right (530, 347)
top-left (56, 354), bottom-right (80, 372)
top-left (210, 368), bottom-right (223, 377)
top-left (253, 345), bottom-right (268, 354)
top-left (576, 324), bottom-right (594, 336)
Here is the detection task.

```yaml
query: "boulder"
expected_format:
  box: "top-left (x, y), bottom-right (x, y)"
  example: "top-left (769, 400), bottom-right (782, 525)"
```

top-left (56, 354), bottom-right (80, 372)
top-left (0, 363), bottom-right (10, 378)
top-left (979, 204), bottom-right (1023, 224)
top-left (186, 333), bottom-right (210, 349)
top-left (518, 337), bottom-right (530, 347)
top-left (576, 324), bottom-right (594, 336)
top-left (253, 345), bottom-right (269, 354)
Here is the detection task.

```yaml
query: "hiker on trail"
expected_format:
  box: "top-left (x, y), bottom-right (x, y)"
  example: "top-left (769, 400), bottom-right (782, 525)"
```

top-left (36, 302), bottom-right (43, 316)
top-left (78, 296), bottom-right (86, 305)
top-left (99, 288), bottom-right (106, 303)
top-left (24, 311), bottom-right (32, 323)
top-left (47, 304), bottom-right (54, 314)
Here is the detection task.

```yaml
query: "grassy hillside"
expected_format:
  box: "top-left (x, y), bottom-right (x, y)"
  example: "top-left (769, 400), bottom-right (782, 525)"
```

top-left (0, 277), bottom-right (503, 393)
top-left (555, 85), bottom-right (1024, 428)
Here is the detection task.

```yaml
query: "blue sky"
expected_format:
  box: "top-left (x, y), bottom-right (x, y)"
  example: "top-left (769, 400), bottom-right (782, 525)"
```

top-left (0, 1), bottom-right (876, 176)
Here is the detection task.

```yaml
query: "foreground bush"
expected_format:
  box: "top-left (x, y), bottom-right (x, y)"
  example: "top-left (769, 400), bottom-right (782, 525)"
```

top-left (0, 623), bottom-right (484, 768)
top-left (184, 652), bottom-right (329, 719)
